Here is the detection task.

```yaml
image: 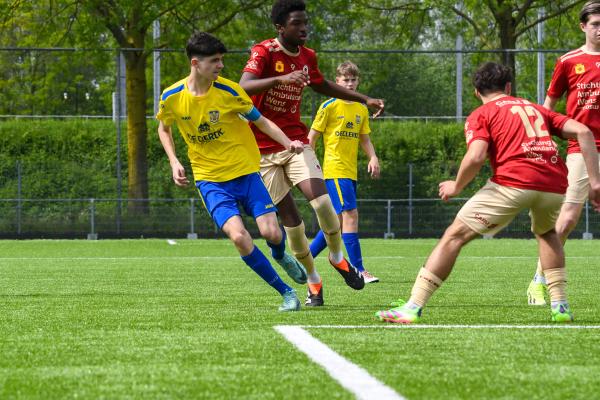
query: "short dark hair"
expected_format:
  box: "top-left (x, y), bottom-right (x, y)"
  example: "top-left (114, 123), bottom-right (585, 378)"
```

top-left (185, 32), bottom-right (227, 60)
top-left (580, 1), bottom-right (600, 23)
top-left (472, 62), bottom-right (513, 95)
top-left (271, 0), bottom-right (306, 26)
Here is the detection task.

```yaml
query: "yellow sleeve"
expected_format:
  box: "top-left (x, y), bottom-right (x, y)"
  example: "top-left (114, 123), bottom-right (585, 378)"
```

top-left (156, 98), bottom-right (175, 126)
top-left (311, 103), bottom-right (330, 132)
top-left (359, 107), bottom-right (371, 135)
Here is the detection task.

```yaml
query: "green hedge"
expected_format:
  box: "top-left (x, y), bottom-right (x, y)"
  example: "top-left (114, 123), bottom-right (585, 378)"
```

top-left (0, 118), bottom-right (569, 200)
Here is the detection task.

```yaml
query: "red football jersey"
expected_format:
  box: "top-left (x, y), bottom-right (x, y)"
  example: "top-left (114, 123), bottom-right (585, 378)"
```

top-left (465, 96), bottom-right (569, 194)
top-left (547, 47), bottom-right (600, 154)
top-left (243, 38), bottom-right (325, 154)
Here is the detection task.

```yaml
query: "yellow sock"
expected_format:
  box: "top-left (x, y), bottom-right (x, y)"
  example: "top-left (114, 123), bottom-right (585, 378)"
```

top-left (407, 267), bottom-right (443, 308)
top-left (309, 194), bottom-right (343, 255)
top-left (544, 267), bottom-right (568, 303)
top-left (284, 222), bottom-right (316, 275)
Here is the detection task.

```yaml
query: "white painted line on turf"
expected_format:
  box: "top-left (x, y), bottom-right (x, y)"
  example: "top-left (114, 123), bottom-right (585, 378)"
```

top-left (166, 239), bottom-right (178, 245)
top-left (275, 325), bottom-right (404, 400)
top-left (294, 324), bottom-right (600, 330)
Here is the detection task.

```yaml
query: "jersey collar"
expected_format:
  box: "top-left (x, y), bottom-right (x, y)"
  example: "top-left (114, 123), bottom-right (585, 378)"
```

top-left (274, 38), bottom-right (301, 57)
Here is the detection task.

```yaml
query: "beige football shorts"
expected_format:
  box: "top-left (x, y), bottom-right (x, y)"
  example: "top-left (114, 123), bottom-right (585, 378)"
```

top-left (260, 145), bottom-right (324, 204)
top-left (457, 180), bottom-right (564, 236)
top-left (564, 152), bottom-right (600, 204)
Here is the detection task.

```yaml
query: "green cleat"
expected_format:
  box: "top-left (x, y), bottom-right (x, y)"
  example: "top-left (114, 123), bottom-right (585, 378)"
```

top-left (551, 303), bottom-right (574, 323)
top-left (389, 298), bottom-right (406, 307)
top-left (279, 289), bottom-right (301, 312)
top-left (275, 252), bottom-right (307, 284)
top-left (527, 280), bottom-right (548, 306)
top-left (375, 303), bottom-right (421, 324)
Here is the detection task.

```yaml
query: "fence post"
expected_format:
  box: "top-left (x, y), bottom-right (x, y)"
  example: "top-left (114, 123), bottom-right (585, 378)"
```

top-left (408, 163), bottom-right (413, 236)
top-left (87, 198), bottom-right (98, 240)
top-left (537, 8), bottom-right (545, 104)
top-left (384, 200), bottom-right (395, 239)
top-left (16, 160), bottom-right (22, 235)
top-left (583, 200), bottom-right (593, 239)
top-left (187, 198), bottom-right (198, 239)
top-left (115, 50), bottom-right (123, 234)
top-left (455, 34), bottom-right (463, 122)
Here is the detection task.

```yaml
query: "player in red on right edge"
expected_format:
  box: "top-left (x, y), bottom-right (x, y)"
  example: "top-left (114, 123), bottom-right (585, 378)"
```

top-left (526, 1), bottom-right (600, 306)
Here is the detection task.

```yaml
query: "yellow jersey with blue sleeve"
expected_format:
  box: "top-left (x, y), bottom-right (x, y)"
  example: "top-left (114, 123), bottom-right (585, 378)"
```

top-left (311, 98), bottom-right (371, 180)
top-left (156, 76), bottom-right (262, 182)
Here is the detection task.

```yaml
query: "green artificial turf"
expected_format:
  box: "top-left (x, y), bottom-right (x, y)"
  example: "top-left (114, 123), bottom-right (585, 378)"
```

top-left (0, 239), bottom-right (598, 399)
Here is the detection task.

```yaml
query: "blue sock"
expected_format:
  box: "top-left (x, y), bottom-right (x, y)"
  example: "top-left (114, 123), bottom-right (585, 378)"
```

top-left (266, 226), bottom-right (286, 260)
top-left (342, 232), bottom-right (364, 272)
top-left (310, 230), bottom-right (327, 258)
top-left (241, 246), bottom-right (292, 295)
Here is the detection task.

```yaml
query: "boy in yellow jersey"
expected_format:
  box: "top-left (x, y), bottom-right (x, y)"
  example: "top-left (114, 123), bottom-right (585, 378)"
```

top-left (308, 61), bottom-right (381, 288)
top-left (156, 32), bottom-right (308, 311)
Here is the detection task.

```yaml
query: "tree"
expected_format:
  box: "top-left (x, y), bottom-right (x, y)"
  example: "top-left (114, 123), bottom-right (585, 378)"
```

top-left (77, 0), bottom-right (268, 212)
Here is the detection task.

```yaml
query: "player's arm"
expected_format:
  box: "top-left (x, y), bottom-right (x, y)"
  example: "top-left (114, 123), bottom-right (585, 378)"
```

top-left (311, 79), bottom-right (385, 118)
top-left (543, 95), bottom-right (559, 111)
top-left (308, 128), bottom-right (322, 150)
top-left (239, 71), bottom-right (310, 96)
top-left (252, 116), bottom-right (304, 154)
top-left (157, 120), bottom-right (189, 187)
top-left (560, 119), bottom-right (600, 210)
top-left (439, 140), bottom-right (488, 202)
top-left (359, 134), bottom-right (380, 179)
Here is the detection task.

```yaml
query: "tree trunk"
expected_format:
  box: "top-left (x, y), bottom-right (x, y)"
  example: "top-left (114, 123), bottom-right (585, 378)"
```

top-left (124, 50), bottom-right (149, 213)
top-left (497, 8), bottom-right (518, 95)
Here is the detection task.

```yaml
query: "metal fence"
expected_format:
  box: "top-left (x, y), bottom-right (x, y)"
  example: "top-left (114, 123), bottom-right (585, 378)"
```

top-left (0, 197), bottom-right (597, 240)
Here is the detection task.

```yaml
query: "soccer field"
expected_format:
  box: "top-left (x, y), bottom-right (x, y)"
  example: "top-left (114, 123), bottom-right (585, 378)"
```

top-left (1, 239), bottom-right (599, 399)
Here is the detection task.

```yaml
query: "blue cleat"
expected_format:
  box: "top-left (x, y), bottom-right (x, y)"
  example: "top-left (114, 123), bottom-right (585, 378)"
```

top-left (279, 289), bottom-right (301, 312)
top-left (275, 252), bottom-right (307, 284)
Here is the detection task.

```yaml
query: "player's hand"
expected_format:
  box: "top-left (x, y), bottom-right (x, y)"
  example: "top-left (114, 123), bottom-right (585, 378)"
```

top-left (171, 160), bottom-right (189, 187)
top-left (439, 180), bottom-right (460, 202)
top-left (367, 157), bottom-right (380, 179)
top-left (288, 140), bottom-right (305, 154)
top-left (366, 98), bottom-right (385, 118)
top-left (589, 181), bottom-right (600, 212)
top-left (278, 71), bottom-right (310, 87)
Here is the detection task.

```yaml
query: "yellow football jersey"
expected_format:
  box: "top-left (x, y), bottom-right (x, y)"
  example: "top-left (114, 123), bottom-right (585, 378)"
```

top-left (156, 76), bottom-right (261, 182)
top-left (311, 99), bottom-right (371, 180)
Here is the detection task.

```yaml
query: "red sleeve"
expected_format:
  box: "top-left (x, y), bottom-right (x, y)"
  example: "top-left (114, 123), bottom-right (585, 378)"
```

top-left (545, 109), bottom-right (570, 138)
top-left (547, 58), bottom-right (568, 99)
top-left (243, 45), bottom-right (269, 77)
top-left (465, 111), bottom-right (490, 147)
top-left (306, 49), bottom-right (324, 86)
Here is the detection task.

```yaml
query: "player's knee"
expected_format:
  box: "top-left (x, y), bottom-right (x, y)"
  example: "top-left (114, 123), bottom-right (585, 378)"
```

top-left (260, 225), bottom-right (282, 243)
top-left (229, 229), bottom-right (252, 250)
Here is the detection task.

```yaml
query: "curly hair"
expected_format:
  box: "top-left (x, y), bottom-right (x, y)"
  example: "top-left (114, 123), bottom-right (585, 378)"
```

top-left (271, 0), bottom-right (306, 26)
top-left (472, 62), bottom-right (513, 95)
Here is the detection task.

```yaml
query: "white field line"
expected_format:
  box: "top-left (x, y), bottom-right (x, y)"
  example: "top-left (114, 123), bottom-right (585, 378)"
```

top-left (274, 325), bottom-right (404, 400)
top-left (294, 324), bottom-right (600, 330)
top-left (0, 256), bottom-right (599, 261)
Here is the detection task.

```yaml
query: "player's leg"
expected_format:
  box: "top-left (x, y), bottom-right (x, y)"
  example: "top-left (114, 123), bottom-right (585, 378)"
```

top-left (530, 191), bottom-right (573, 322)
top-left (528, 153), bottom-right (589, 305)
top-left (260, 152), bottom-right (323, 305)
top-left (277, 192), bottom-right (323, 306)
top-left (287, 148), bottom-right (364, 290)
top-left (197, 178), bottom-right (299, 311)
top-left (377, 181), bottom-right (523, 323)
top-left (336, 178), bottom-right (379, 282)
top-left (376, 218), bottom-right (479, 323)
top-left (241, 172), bottom-right (307, 285)
top-left (309, 178), bottom-right (341, 259)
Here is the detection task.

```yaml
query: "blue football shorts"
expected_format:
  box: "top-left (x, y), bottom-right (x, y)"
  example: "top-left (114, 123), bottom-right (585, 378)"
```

top-left (196, 172), bottom-right (277, 229)
top-left (325, 178), bottom-right (357, 214)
